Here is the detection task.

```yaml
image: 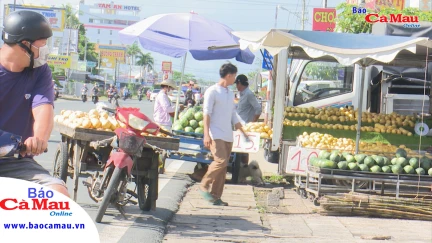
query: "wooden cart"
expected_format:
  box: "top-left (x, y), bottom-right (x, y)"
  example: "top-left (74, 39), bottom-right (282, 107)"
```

top-left (53, 122), bottom-right (180, 202)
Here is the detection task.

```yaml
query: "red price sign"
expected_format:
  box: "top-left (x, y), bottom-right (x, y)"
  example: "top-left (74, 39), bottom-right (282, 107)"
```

top-left (231, 131), bottom-right (260, 153)
top-left (286, 146), bottom-right (320, 174)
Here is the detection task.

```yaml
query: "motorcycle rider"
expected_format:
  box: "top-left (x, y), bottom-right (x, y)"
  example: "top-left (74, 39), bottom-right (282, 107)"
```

top-left (53, 82), bottom-right (60, 100)
top-left (92, 83), bottom-right (100, 103)
top-left (185, 85), bottom-right (196, 106)
top-left (137, 86), bottom-right (143, 101)
top-left (107, 84), bottom-right (118, 104)
top-left (81, 84), bottom-right (88, 101)
top-left (0, 11), bottom-right (68, 196)
top-left (123, 87), bottom-right (129, 100)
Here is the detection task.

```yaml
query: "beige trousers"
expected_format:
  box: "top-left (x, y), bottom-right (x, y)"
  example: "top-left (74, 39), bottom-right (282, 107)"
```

top-left (201, 139), bottom-right (233, 200)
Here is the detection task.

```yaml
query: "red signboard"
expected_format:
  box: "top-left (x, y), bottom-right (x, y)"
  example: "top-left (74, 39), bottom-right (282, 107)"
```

top-left (162, 61), bottom-right (172, 72)
top-left (312, 8), bottom-right (336, 32)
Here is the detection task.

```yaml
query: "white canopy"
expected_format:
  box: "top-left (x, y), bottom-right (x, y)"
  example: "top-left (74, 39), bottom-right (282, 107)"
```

top-left (232, 29), bottom-right (432, 66)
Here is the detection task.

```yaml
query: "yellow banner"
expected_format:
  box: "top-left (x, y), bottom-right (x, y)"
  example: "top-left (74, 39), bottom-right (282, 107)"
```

top-left (47, 55), bottom-right (71, 68)
top-left (100, 49), bottom-right (125, 68)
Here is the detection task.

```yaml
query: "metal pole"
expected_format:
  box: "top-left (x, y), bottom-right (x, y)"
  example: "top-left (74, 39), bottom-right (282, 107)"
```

top-left (129, 56), bottom-right (132, 83)
top-left (355, 66), bottom-right (366, 154)
top-left (13, 0), bottom-right (16, 11)
top-left (322, 0), bottom-right (327, 8)
top-left (274, 5), bottom-right (279, 29)
top-left (114, 58), bottom-right (118, 86)
top-left (302, 0), bottom-right (306, 30)
top-left (66, 28), bottom-right (72, 81)
top-left (173, 53), bottom-right (187, 127)
top-left (83, 39), bottom-right (87, 62)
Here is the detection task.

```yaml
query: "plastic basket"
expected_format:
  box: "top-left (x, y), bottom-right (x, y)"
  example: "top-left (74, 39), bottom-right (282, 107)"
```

top-left (118, 132), bottom-right (146, 154)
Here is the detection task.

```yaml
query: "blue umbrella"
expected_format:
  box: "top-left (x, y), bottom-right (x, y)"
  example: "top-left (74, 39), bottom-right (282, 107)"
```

top-left (119, 12), bottom-right (255, 123)
top-left (118, 13), bottom-right (255, 64)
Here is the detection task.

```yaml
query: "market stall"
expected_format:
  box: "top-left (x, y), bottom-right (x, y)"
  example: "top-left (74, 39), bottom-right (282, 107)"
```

top-left (52, 109), bottom-right (179, 202)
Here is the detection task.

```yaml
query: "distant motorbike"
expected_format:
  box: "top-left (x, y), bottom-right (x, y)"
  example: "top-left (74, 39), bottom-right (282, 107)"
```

top-left (54, 89), bottom-right (60, 101)
top-left (82, 92), bottom-right (87, 103)
top-left (108, 92), bottom-right (120, 107)
top-left (185, 98), bottom-right (196, 107)
top-left (92, 90), bottom-right (99, 104)
top-left (138, 91), bottom-right (143, 101)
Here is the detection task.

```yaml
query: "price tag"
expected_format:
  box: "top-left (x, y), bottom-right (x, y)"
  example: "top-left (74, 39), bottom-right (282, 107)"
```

top-left (286, 146), bottom-right (320, 174)
top-left (231, 131), bottom-right (260, 153)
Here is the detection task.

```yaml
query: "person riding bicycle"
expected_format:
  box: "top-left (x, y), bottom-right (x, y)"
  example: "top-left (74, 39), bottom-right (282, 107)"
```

top-left (0, 11), bottom-right (68, 196)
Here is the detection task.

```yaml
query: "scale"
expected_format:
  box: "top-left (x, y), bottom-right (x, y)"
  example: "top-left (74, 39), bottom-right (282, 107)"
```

top-left (414, 113), bottom-right (432, 136)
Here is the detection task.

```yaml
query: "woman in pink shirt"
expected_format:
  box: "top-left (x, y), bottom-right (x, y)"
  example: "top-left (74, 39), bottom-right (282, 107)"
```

top-left (153, 80), bottom-right (177, 131)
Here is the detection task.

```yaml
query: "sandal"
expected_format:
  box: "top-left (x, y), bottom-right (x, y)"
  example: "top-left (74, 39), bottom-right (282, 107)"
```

top-left (211, 199), bottom-right (228, 206)
top-left (199, 188), bottom-right (215, 202)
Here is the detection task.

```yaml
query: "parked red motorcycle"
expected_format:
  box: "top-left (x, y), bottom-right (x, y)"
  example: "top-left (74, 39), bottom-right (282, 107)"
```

top-left (84, 107), bottom-right (163, 223)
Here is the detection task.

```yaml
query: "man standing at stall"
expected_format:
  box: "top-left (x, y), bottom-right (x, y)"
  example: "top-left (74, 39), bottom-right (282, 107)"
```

top-left (235, 74), bottom-right (262, 167)
top-left (200, 63), bottom-right (249, 206)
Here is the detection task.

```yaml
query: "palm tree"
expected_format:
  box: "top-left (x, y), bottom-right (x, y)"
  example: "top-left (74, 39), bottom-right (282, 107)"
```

top-left (126, 42), bottom-right (141, 64)
top-left (136, 52), bottom-right (154, 80)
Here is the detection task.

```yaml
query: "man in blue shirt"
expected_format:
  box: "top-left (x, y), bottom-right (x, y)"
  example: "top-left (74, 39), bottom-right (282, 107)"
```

top-left (0, 11), bottom-right (69, 196)
top-left (235, 74), bottom-right (262, 167)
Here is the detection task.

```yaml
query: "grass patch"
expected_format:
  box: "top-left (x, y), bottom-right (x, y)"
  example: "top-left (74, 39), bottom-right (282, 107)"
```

top-left (263, 175), bottom-right (286, 184)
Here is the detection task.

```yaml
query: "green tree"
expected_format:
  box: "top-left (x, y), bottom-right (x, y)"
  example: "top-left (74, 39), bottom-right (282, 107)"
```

top-left (173, 71), bottom-right (195, 82)
top-left (126, 42), bottom-right (141, 65)
top-left (136, 52), bottom-right (154, 79)
top-left (63, 4), bottom-right (98, 64)
top-left (335, 3), bottom-right (432, 34)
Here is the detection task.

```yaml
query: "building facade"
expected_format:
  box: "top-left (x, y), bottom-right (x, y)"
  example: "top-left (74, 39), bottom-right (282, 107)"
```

top-left (78, 1), bottom-right (141, 46)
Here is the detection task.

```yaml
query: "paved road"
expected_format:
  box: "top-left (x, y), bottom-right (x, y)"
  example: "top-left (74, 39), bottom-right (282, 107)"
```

top-left (36, 98), bottom-right (195, 243)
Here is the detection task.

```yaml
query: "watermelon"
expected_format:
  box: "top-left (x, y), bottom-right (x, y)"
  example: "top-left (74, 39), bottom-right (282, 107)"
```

top-left (184, 127), bottom-right (194, 133)
top-left (199, 120), bottom-right (204, 127)
top-left (329, 152), bottom-right (341, 162)
top-left (194, 111), bottom-right (204, 121)
top-left (337, 161), bottom-right (348, 170)
top-left (403, 165), bottom-right (415, 174)
top-left (392, 164), bottom-right (403, 174)
top-left (420, 156), bottom-right (432, 171)
top-left (179, 118), bottom-right (189, 128)
top-left (428, 168), bottom-right (432, 176)
top-left (382, 157), bottom-right (391, 166)
top-left (364, 156), bottom-right (376, 168)
top-left (381, 166), bottom-right (391, 173)
top-left (370, 165), bottom-right (382, 173)
top-left (395, 148), bottom-right (407, 158)
top-left (354, 154), bottom-right (367, 164)
top-left (391, 157), bottom-right (398, 165)
top-left (373, 156), bottom-right (385, 166)
top-left (409, 157), bottom-right (420, 169)
top-left (345, 155), bottom-right (356, 163)
top-left (415, 167), bottom-right (425, 175)
top-left (318, 151), bottom-right (331, 160)
top-left (310, 157), bottom-right (320, 167)
top-left (173, 124), bottom-right (183, 131)
top-left (319, 160), bottom-right (337, 169)
top-left (348, 162), bottom-right (359, 171)
top-left (395, 157), bottom-right (408, 167)
top-left (189, 120), bottom-right (199, 129)
top-left (195, 127), bottom-right (204, 134)
top-left (358, 164), bottom-right (369, 172)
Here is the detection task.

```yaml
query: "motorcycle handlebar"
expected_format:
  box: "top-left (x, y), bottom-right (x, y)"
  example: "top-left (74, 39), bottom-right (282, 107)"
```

top-left (102, 107), bottom-right (116, 113)
top-left (19, 144), bottom-right (48, 153)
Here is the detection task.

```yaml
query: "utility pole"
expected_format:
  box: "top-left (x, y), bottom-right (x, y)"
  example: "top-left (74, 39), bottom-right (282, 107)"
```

top-left (302, 0), bottom-right (306, 30)
top-left (322, 0), bottom-right (327, 8)
top-left (83, 39), bottom-right (87, 62)
top-left (66, 28), bottom-right (72, 82)
top-left (13, 0), bottom-right (16, 11)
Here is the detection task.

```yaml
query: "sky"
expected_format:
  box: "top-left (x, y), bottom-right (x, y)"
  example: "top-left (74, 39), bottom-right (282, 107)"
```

top-left (1, 0), bottom-right (344, 81)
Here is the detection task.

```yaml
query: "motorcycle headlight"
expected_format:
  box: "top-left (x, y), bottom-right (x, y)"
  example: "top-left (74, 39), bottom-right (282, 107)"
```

top-left (129, 114), bottom-right (149, 131)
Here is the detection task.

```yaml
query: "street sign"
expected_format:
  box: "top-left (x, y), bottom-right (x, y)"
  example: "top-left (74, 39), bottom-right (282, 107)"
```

top-left (262, 49), bottom-right (273, 70)
top-left (231, 131), bottom-right (260, 153)
top-left (86, 61), bottom-right (97, 68)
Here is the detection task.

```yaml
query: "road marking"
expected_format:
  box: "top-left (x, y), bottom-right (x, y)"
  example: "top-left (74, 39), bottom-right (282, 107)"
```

top-left (98, 159), bottom-right (185, 243)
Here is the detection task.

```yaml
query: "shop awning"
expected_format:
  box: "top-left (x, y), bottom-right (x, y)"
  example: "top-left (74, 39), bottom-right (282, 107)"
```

top-left (232, 29), bottom-right (432, 67)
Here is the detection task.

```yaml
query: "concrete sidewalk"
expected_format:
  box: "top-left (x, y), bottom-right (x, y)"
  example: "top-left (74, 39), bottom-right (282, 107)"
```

top-left (164, 184), bottom-right (432, 243)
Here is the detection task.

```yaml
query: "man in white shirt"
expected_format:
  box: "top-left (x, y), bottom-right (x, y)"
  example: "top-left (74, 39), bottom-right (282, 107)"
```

top-left (200, 63), bottom-right (249, 206)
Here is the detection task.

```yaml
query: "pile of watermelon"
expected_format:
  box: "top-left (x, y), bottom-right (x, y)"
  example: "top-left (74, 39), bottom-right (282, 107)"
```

top-left (173, 106), bottom-right (204, 134)
top-left (310, 148), bottom-right (432, 176)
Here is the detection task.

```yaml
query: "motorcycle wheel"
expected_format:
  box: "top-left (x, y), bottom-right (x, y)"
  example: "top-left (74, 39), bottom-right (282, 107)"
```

top-left (137, 175), bottom-right (153, 211)
top-left (95, 166), bottom-right (125, 223)
top-left (53, 142), bottom-right (69, 182)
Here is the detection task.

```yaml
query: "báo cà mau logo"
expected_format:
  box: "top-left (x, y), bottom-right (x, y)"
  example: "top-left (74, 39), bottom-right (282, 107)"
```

top-left (0, 188), bottom-right (70, 210)
top-left (365, 13), bottom-right (419, 23)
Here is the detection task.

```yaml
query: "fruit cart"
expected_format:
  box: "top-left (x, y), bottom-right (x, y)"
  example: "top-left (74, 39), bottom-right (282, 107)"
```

top-left (294, 165), bottom-right (432, 206)
top-left (52, 122), bottom-right (180, 202)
